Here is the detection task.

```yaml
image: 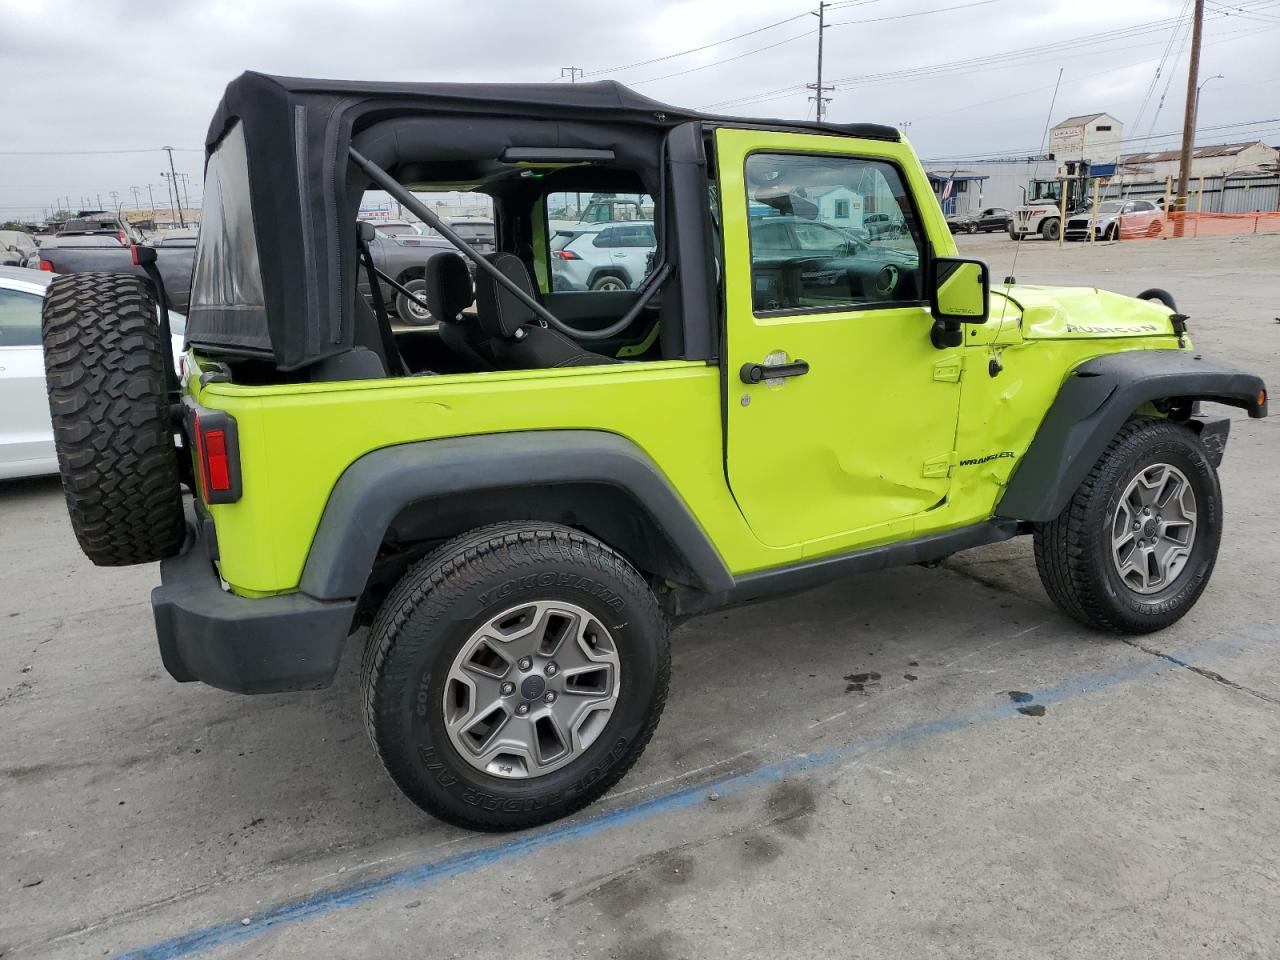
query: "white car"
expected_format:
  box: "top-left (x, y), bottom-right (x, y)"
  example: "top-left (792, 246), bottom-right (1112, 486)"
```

top-left (0, 267), bottom-right (185, 480)
top-left (550, 221), bottom-right (655, 292)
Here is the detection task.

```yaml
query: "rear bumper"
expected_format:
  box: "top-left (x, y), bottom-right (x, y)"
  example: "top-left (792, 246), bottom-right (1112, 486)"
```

top-left (151, 512), bottom-right (357, 694)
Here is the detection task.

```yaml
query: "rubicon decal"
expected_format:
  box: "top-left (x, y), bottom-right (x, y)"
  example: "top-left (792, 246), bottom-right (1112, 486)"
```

top-left (1065, 323), bottom-right (1160, 334)
top-left (959, 451), bottom-right (1015, 467)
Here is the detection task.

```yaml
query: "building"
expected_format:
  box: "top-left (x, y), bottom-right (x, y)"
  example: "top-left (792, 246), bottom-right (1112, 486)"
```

top-left (1049, 113), bottom-right (1124, 164)
top-left (922, 159), bottom-right (1057, 215)
top-left (1117, 141), bottom-right (1278, 182)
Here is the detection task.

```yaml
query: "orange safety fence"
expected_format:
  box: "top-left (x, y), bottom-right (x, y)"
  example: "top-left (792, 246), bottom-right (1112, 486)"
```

top-left (1118, 210), bottom-right (1280, 240)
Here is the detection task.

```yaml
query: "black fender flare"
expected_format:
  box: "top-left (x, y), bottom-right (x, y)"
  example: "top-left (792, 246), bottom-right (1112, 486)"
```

top-left (997, 350), bottom-right (1267, 522)
top-left (298, 430), bottom-right (734, 600)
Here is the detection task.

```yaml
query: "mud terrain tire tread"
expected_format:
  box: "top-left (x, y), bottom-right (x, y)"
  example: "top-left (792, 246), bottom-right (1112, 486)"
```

top-left (40, 272), bottom-right (185, 566)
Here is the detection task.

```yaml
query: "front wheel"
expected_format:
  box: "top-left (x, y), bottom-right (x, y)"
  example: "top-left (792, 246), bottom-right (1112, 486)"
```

top-left (1033, 417), bottom-right (1222, 633)
top-left (1040, 218), bottom-right (1060, 241)
top-left (362, 523), bottom-right (670, 830)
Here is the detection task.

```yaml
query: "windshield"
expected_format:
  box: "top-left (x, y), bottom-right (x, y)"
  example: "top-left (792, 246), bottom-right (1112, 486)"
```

top-left (1029, 181), bottom-right (1061, 203)
top-left (1097, 201), bottom-right (1124, 216)
top-left (375, 223), bottom-right (418, 236)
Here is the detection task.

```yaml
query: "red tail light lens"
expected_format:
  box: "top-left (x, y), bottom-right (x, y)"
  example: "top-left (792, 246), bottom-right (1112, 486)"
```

top-left (189, 407), bottom-right (241, 504)
top-left (552, 249), bottom-right (580, 260)
top-left (38, 259), bottom-right (54, 272)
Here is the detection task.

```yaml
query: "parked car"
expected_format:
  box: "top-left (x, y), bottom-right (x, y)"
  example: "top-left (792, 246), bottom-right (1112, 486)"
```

top-left (151, 227), bottom-right (200, 247)
top-left (550, 221), bottom-right (656, 291)
top-left (746, 215), bottom-right (920, 309)
top-left (371, 220), bottom-right (422, 237)
top-left (36, 70), bottom-right (1268, 834)
top-left (863, 212), bottom-right (909, 239)
top-left (37, 237), bottom-right (195, 312)
top-left (0, 230), bottom-right (39, 267)
top-left (1065, 199), bottom-right (1163, 241)
top-left (357, 226), bottom-right (455, 324)
top-left (948, 208), bottom-right (1012, 234)
top-left (0, 266), bottom-right (183, 480)
top-left (59, 215), bottom-right (141, 244)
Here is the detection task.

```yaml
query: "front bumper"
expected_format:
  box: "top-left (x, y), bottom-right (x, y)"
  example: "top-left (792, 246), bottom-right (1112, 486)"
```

top-left (151, 511), bottom-right (358, 694)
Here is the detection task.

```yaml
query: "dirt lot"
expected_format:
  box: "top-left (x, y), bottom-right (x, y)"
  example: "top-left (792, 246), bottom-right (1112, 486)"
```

top-left (3, 232), bottom-right (1279, 960)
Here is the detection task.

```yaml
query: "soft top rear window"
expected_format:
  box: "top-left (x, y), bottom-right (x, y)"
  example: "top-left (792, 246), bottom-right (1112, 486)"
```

top-left (187, 120), bottom-right (269, 353)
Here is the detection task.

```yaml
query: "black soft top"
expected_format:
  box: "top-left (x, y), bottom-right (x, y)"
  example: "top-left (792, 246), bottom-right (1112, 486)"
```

top-left (188, 71), bottom-right (900, 369)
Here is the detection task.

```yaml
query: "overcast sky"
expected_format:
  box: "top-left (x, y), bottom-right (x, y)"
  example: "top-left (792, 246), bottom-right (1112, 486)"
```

top-left (1, 0), bottom-right (1275, 220)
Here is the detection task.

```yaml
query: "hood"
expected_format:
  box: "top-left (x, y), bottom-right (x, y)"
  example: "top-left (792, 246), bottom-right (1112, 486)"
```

top-left (991, 284), bottom-right (1176, 340)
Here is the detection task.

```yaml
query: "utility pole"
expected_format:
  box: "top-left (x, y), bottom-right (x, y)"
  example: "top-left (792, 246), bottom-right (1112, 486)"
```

top-left (561, 67), bottom-right (585, 216)
top-left (146, 183), bottom-right (158, 223)
top-left (163, 146), bottom-right (186, 226)
top-left (807, 2), bottom-right (831, 122)
top-left (1174, 0), bottom-right (1205, 218)
top-left (130, 186), bottom-right (142, 211)
top-left (175, 172), bottom-right (193, 212)
top-left (161, 172), bottom-right (179, 228)
top-left (110, 190), bottom-right (121, 217)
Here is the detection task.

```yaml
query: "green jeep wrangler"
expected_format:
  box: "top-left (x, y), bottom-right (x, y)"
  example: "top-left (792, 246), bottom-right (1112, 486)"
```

top-left (40, 73), bottom-right (1267, 831)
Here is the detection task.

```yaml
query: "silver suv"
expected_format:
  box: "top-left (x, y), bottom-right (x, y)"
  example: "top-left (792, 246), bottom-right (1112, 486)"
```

top-left (550, 221), bottom-right (656, 291)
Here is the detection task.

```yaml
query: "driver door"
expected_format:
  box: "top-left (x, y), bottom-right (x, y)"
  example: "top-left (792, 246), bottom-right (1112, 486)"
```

top-left (716, 128), bottom-right (964, 555)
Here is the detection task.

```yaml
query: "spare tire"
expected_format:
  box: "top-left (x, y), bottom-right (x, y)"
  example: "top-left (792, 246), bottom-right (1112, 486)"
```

top-left (41, 273), bottom-right (186, 566)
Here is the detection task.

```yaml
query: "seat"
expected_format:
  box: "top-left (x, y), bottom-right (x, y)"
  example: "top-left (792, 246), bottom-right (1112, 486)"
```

top-left (472, 253), bottom-right (618, 370)
top-left (424, 251), bottom-right (492, 371)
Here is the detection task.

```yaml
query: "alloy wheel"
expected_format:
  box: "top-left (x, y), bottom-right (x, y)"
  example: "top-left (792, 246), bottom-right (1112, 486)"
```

top-left (1110, 462), bottom-right (1198, 595)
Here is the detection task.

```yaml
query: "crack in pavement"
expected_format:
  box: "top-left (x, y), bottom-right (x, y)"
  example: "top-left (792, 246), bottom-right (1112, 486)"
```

top-left (1120, 638), bottom-right (1280, 707)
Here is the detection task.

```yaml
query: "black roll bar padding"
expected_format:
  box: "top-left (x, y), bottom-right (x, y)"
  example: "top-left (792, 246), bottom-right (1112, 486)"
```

top-left (577, 262), bottom-right (675, 341)
top-left (370, 263), bottom-right (432, 313)
top-left (348, 146), bottom-right (563, 330)
top-left (348, 145), bottom-right (675, 343)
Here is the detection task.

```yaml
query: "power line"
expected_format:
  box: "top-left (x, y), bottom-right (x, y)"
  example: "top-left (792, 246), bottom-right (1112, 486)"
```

top-left (581, 10), bottom-right (813, 78)
top-left (0, 146), bottom-right (201, 156)
top-left (701, 5), bottom-right (1266, 110)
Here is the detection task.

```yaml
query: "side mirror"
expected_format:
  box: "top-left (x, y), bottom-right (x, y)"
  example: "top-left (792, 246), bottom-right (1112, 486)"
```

top-left (930, 257), bottom-right (989, 324)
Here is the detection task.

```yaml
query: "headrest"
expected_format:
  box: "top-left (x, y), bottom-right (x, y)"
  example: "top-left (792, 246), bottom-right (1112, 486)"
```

top-left (473, 252), bottom-right (538, 340)
top-left (424, 251), bottom-right (473, 324)
top-left (356, 220), bottom-right (377, 244)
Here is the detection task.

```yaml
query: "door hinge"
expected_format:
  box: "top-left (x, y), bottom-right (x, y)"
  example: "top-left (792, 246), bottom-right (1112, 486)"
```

top-left (922, 452), bottom-right (958, 478)
top-left (933, 356), bottom-right (963, 383)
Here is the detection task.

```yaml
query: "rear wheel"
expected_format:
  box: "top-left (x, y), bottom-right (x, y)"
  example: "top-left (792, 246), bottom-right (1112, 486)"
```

top-left (1033, 417), bottom-right (1221, 633)
top-left (362, 522), bottom-right (670, 830)
top-left (40, 273), bottom-right (185, 566)
top-left (590, 273), bottom-right (628, 292)
top-left (395, 278), bottom-right (434, 326)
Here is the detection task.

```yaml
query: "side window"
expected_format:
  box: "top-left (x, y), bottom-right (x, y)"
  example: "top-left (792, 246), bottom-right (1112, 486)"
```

top-left (545, 190), bottom-right (655, 293)
top-left (744, 152), bottom-right (924, 313)
top-left (0, 288), bottom-right (42, 347)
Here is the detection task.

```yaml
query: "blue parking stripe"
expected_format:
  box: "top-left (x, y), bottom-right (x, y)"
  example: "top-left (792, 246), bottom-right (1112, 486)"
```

top-left (116, 635), bottom-right (1259, 960)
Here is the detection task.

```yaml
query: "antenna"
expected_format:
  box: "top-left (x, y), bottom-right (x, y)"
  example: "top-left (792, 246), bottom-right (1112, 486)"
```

top-left (990, 66), bottom-right (1064, 377)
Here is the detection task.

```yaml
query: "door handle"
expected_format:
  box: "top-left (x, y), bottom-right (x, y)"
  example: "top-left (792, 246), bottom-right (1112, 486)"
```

top-left (740, 359), bottom-right (810, 384)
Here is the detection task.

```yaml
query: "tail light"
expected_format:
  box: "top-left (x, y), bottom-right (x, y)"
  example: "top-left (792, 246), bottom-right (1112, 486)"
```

top-left (552, 249), bottom-right (581, 260)
top-left (188, 405), bottom-right (242, 504)
top-left (118, 231), bottom-right (127, 244)
top-left (38, 259), bottom-right (54, 272)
